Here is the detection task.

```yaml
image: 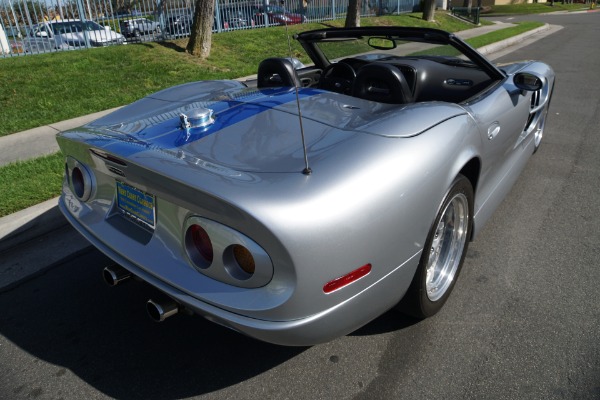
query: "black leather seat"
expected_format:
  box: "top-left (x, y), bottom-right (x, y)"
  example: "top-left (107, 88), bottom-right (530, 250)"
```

top-left (352, 63), bottom-right (414, 104)
top-left (257, 58), bottom-right (301, 88)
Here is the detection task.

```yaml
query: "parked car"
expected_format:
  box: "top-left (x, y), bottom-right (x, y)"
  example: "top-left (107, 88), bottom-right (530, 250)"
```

top-left (215, 7), bottom-right (255, 30)
top-left (165, 8), bottom-right (254, 37)
top-left (165, 14), bottom-right (192, 38)
top-left (119, 18), bottom-right (161, 38)
top-left (252, 4), bottom-right (305, 25)
top-left (24, 19), bottom-right (124, 52)
top-left (114, 10), bottom-right (143, 17)
top-left (57, 26), bottom-right (554, 346)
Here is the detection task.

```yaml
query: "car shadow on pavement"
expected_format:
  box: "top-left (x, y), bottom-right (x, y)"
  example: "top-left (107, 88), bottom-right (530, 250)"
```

top-left (0, 250), bottom-right (305, 399)
top-left (351, 308), bottom-right (420, 337)
top-left (0, 248), bottom-right (418, 398)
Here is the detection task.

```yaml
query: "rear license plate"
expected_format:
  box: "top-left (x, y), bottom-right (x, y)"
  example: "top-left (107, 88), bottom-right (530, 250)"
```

top-left (116, 181), bottom-right (156, 229)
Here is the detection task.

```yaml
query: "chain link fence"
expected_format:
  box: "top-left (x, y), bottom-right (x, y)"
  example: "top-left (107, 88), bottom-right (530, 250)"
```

top-left (1, 0), bottom-right (419, 57)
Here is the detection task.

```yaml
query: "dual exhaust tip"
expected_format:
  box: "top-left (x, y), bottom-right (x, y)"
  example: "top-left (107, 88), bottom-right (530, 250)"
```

top-left (102, 264), bottom-right (132, 286)
top-left (103, 263), bottom-right (180, 322)
top-left (146, 298), bottom-right (179, 322)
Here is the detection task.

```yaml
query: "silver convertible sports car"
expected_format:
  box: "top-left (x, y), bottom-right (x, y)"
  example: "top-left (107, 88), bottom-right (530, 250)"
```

top-left (57, 26), bottom-right (554, 346)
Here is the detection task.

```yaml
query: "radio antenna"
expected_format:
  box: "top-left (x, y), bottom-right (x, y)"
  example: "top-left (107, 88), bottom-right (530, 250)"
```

top-left (281, 0), bottom-right (312, 175)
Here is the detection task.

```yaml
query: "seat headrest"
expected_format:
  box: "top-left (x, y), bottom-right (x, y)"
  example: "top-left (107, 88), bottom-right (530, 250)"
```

top-left (352, 63), bottom-right (414, 104)
top-left (257, 58), bottom-right (301, 88)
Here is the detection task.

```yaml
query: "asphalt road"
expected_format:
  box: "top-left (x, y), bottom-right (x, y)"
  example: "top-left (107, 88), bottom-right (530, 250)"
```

top-left (1, 12), bottom-right (599, 400)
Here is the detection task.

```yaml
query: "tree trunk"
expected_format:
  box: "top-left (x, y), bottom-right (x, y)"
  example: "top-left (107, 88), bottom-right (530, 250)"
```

top-left (345, 0), bottom-right (361, 28)
top-left (422, 0), bottom-right (436, 21)
top-left (186, 0), bottom-right (214, 59)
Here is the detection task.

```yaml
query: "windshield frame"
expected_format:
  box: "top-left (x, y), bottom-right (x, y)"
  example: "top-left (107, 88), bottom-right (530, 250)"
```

top-left (295, 26), bottom-right (505, 81)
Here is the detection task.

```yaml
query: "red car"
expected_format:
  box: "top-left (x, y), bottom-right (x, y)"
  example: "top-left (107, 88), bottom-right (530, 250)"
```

top-left (252, 5), bottom-right (305, 25)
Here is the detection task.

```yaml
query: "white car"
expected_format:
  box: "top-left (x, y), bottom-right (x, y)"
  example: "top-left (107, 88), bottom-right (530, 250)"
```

top-left (25, 19), bottom-right (124, 52)
top-left (119, 18), bottom-right (161, 38)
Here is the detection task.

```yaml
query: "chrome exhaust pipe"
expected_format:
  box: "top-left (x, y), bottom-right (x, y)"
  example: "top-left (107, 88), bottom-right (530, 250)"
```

top-left (146, 298), bottom-right (179, 322)
top-left (102, 264), bottom-right (132, 287)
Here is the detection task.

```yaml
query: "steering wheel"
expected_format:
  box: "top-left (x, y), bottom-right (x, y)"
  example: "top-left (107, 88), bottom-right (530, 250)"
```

top-left (318, 62), bottom-right (356, 95)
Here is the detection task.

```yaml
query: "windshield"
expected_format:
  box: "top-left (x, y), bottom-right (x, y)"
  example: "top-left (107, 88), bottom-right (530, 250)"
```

top-left (315, 35), bottom-right (466, 63)
top-left (51, 21), bottom-right (104, 34)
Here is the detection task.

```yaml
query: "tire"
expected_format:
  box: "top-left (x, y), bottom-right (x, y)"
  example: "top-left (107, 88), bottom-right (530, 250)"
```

top-left (133, 29), bottom-right (141, 39)
top-left (399, 174), bottom-right (473, 319)
top-left (533, 84), bottom-right (554, 154)
top-left (533, 111), bottom-right (546, 153)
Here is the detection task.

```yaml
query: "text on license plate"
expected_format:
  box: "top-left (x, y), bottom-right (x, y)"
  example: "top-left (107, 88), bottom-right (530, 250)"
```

top-left (116, 181), bottom-right (156, 229)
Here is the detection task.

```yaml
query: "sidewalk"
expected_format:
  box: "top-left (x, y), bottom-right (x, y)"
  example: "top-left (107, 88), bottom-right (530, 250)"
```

top-left (0, 21), bottom-right (556, 290)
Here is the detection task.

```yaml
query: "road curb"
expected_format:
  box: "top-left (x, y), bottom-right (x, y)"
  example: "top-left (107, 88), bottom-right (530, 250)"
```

top-left (476, 24), bottom-right (549, 56)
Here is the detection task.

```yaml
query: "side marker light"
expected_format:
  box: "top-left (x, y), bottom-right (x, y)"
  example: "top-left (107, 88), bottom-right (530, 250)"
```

top-left (323, 264), bottom-right (372, 294)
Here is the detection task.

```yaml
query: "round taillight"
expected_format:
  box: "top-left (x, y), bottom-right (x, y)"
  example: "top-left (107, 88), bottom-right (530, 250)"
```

top-left (71, 166), bottom-right (85, 198)
top-left (223, 244), bottom-right (255, 280)
top-left (233, 245), bottom-right (255, 275)
top-left (68, 159), bottom-right (94, 202)
top-left (185, 224), bottom-right (213, 268)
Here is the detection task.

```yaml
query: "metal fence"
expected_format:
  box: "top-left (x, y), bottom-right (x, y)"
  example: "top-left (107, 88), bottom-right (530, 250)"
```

top-left (1, 0), bottom-right (419, 58)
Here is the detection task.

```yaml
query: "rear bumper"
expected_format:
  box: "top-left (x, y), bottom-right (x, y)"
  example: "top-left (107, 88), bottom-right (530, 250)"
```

top-left (59, 197), bottom-right (419, 346)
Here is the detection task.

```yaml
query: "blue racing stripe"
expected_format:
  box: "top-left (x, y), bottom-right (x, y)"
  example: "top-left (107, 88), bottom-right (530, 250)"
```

top-left (102, 87), bottom-right (323, 156)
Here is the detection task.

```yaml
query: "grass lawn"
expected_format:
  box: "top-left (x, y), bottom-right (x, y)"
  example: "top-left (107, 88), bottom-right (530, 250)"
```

top-left (411, 21), bottom-right (544, 56)
top-left (485, 2), bottom-right (591, 15)
top-left (0, 153), bottom-right (64, 217)
top-left (466, 21), bottom-right (545, 48)
top-left (0, 12), bottom-right (549, 216)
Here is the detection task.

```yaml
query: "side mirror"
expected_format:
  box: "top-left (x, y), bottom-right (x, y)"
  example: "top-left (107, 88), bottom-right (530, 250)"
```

top-left (514, 72), bottom-right (543, 92)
